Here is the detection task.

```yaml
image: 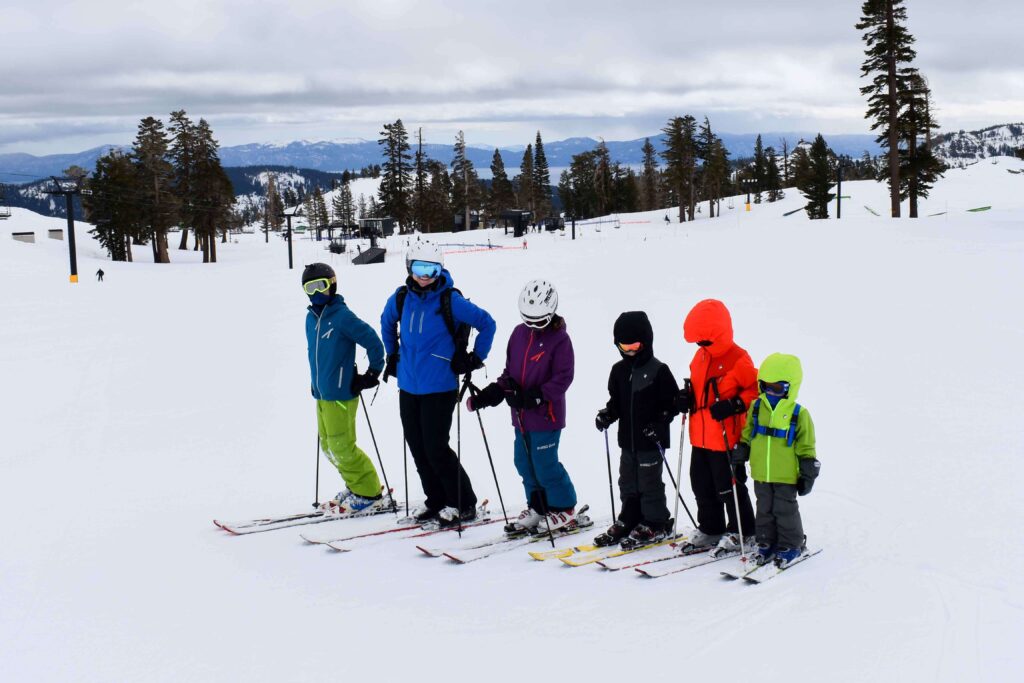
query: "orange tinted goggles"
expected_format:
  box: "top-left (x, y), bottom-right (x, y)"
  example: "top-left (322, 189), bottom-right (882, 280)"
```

top-left (616, 341), bottom-right (643, 353)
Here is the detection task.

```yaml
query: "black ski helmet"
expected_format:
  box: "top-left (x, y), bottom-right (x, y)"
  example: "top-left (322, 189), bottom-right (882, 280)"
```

top-left (302, 262), bottom-right (337, 296)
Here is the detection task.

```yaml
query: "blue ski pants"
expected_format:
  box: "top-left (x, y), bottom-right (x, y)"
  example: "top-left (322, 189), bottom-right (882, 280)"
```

top-left (513, 429), bottom-right (577, 512)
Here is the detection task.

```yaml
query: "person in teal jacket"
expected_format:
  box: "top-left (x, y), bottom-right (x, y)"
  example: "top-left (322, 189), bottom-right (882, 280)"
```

top-left (303, 263), bottom-right (389, 513)
top-left (380, 242), bottom-right (497, 527)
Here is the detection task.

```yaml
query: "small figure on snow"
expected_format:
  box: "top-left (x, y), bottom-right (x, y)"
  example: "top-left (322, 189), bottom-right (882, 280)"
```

top-left (664, 214), bottom-right (670, 225)
top-left (594, 311), bottom-right (680, 549)
top-left (730, 353), bottom-right (819, 567)
top-left (676, 299), bottom-right (758, 557)
top-left (96, 268), bottom-right (105, 282)
top-left (302, 263), bottom-right (391, 514)
top-left (380, 243), bottom-right (497, 528)
top-left (466, 280), bottom-right (579, 536)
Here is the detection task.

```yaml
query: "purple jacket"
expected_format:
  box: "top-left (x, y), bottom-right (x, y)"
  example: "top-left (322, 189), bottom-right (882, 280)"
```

top-left (497, 321), bottom-right (574, 432)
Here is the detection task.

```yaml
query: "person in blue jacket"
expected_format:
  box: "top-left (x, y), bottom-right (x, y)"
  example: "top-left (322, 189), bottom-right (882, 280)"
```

top-left (380, 242), bottom-right (497, 527)
top-left (303, 263), bottom-right (390, 513)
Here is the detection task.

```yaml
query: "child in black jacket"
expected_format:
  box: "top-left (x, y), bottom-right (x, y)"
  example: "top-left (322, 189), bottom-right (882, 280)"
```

top-left (594, 311), bottom-right (680, 548)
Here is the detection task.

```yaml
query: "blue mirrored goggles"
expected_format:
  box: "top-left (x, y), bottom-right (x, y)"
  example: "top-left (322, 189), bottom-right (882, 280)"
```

top-left (759, 380), bottom-right (790, 397)
top-left (409, 260), bottom-right (442, 279)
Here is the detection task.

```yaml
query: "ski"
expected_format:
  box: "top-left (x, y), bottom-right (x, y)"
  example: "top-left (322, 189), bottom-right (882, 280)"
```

top-left (559, 534), bottom-right (683, 567)
top-left (528, 544), bottom-right (598, 561)
top-left (598, 541), bottom-right (705, 571)
top-left (302, 500), bottom-right (490, 546)
top-left (438, 511), bottom-right (599, 564)
top-left (215, 497), bottom-right (406, 535)
top-left (322, 503), bottom-right (497, 552)
top-left (635, 548), bottom-right (737, 578)
top-left (418, 505), bottom-right (595, 558)
top-left (739, 548), bottom-right (822, 584)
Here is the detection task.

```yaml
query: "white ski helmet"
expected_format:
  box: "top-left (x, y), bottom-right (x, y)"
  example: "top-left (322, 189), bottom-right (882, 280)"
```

top-left (518, 279), bottom-right (558, 328)
top-left (406, 241), bottom-right (444, 269)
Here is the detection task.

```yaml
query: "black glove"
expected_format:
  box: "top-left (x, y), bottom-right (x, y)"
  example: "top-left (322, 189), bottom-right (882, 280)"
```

top-left (641, 409), bottom-right (674, 440)
top-left (730, 442), bottom-right (750, 465)
top-left (709, 397), bottom-right (745, 422)
top-left (595, 408), bottom-right (617, 432)
top-left (382, 353), bottom-right (399, 383)
top-left (673, 385), bottom-right (694, 413)
top-left (450, 349), bottom-right (484, 375)
top-left (796, 458), bottom-right (821, 496)
top-left (467, 382), bottom-right (504, 412)
top-left (506, 385), bottom-right (544, 410)
top-left (351, 367), bottom-right (381, 393)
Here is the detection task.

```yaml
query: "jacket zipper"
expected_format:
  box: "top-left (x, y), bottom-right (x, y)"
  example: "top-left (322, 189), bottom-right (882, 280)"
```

top-left (518, 329), bottom-right (535, 431)
top-left (314, 310), bottom-right (324, 399)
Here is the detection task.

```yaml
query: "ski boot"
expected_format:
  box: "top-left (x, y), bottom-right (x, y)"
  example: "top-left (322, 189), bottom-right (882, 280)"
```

top-left (505, 508), bottom-right (543, 536)
top-left (710, 533), bottom-right (757, 559)
top-left (748, 543), bottom-right (774, 566)
top-left (594, 521), bottom-right (631, 547)
top-left (620, 523), bottom-right (667, 550)
top-left (675, 528), bottom-right (721, 552)
top-left (538, 509), bottom-right (577, 534)
top-left (438, 506), bottom-right (478, 528)
top-left (318, 488), bottom-right (352, 514)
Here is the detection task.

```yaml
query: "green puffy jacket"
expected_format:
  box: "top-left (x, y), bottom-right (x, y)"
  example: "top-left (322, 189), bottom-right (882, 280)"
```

top-left (740, 353), bottom-right (816, 485)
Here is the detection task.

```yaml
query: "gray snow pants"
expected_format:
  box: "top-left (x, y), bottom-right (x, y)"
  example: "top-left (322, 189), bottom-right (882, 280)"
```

top-left (618, 449), bottom-right (670, 528)
top-left (753, 481), bottom-right (804, 549)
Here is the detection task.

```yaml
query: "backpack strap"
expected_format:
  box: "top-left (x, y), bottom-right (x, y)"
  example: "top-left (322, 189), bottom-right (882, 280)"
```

top-left (397, 285), bottom-right (470, 352)
top-left (750, 398), bottom-right (802, 446)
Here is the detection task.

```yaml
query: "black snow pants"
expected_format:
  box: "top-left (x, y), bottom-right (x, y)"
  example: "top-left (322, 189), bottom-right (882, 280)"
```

top-left (399, 390), bottom-right (477, 513)
top-left (618, 448), bottom-right (670, 531)
top-left (689, 446), bottom-right (755, 536)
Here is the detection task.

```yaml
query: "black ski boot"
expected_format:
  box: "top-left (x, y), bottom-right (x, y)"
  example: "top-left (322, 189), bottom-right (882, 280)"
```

top-left (620, 522), bottom-right (668, 550)
top-left (594, 521), bottom-right (631, 547)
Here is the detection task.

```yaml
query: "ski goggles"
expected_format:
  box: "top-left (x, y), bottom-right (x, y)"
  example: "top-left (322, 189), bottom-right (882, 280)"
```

top-left (521, 314), bottom-right (552, 330)
top-left (759, 380), bottom-right (790, 397)
top-left (409, 260), bottom-right (442, 279)
top-left (616, 341), bottom-right (643, 353)
top-left (302, 277), bottom-right (334, 295)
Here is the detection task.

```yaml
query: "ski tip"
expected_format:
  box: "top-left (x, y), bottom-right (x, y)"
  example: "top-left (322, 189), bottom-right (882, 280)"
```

top-left (212, 519), bottom-right (223, 529)
top-left (635, 568), bottom-right (653, 577)
top-left (415, 545), bottom-right (437, 557)
top-left (442, 553), bottom-right (465, 564)
top-left (324, 543), bottom-right (350, 552)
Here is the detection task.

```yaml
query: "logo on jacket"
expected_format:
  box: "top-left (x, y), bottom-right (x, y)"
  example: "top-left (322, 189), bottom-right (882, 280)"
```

top-left (530, 351), bottom-right (545, 362)
top-left (321, 328), bottom-right (334, 339)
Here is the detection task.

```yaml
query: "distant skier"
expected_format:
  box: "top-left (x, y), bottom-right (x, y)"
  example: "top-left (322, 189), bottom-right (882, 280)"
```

top-left (380, 243), bottom-right (497, 528)
top-left (302, 263), bottom-right (391, 514)
top-left (730, 353), bottom-right (820, 567)
top-left (96, 268), bottom-right (104, 282)
top-left (594, 311), bottom-right (680, 548)
top-left (466, 280), bottom-right (579, 535)
top-left (676, 299), bottom-right (758, 556)
top-left (664, 214), bottom-right (670, 224)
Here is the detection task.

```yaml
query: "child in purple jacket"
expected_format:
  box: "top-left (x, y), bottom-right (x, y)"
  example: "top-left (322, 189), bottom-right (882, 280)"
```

top-left (467, 280), bottom-right (579, 535)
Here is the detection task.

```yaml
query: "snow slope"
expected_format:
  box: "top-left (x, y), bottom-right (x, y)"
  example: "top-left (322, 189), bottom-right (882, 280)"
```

top-left (2, 159), bottom-right (1023, 682)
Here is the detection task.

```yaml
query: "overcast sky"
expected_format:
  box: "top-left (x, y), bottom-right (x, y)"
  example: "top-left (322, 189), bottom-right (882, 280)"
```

top-left (2, 0), bottom-right (1022, 154)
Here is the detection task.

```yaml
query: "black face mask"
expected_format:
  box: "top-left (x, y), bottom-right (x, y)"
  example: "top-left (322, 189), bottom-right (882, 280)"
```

top-left (697, 340), bottom-right (713, 347)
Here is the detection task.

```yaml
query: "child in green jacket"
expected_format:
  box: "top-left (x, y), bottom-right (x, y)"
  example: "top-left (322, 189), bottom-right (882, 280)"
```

top-left (730, 353), bottom-right (820, 567)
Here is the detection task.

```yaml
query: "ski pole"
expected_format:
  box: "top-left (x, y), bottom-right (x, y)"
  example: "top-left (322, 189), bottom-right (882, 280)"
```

top-left (711, 378), bottom-right (746, 556)
top-left (467, 381), bottom-right (508, 525)
top-left (521, 430), bottom-right (555, 548)
top-left (359, 391), bottom-right (395, 515)
top-left (455, 374), bottom-right (468, 537)
top-left (672, 411), bottom-right (689, 539)
top-left (652, 439), bottom-right (697, 530)
top-left (402, 436), bottom-right (409, 518)
top-left (313, 433), bottom-right (321, 509)
top-left (604, 429), bottom-right (616, 521)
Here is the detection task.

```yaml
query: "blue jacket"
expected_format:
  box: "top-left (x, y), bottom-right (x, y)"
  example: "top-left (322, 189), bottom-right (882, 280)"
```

top-left (380, 270), bottom-right (496, 395)
top-left (306, 294), bottom-right (385, 402)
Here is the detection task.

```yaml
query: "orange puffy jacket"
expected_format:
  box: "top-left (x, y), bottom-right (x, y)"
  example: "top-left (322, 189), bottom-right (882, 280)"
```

top-left (683, 299), bottom-right (758, 451)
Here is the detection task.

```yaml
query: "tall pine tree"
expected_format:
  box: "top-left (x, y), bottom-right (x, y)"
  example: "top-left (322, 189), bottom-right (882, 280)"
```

top-left (532, 132), bottom-right (551, 218)
top-left (641, 138), bottom-right (660, 211)
top-left (377, 119), bottom-right (412, 229)
top-left (488, 149), bottom-right (515, 217)
top-left (131, 116), bottom-right (177, 263)
top-left (516, 144), bottom-right (535, 214)
top-left (797, 134), bottom-right (835, 219)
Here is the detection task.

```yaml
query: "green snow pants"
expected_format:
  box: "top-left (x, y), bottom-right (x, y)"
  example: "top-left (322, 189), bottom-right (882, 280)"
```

top-left (316, 398), bottom-right (381, 498)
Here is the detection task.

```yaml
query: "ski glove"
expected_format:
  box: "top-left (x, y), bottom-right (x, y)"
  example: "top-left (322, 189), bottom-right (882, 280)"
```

top-left (673, 385), bottom-right (694, 413)
top-left (796, 458), bottom-right (821, 496)
top-left (351, 367), bottom-right (381, 393)
top-left (382, 353), bottom-right (399, 383)
top-left (450, 349), bottom-right (484, 375)
top-left (506, 385), bottom-right (544, 410)
top-left (595, 408), bottom-right (617, 432)
top-left (709, 397), bottom-right (745, 422)
top-left (467, 382), bottom-right (504, 412)
top-left (641, 409), bottom-right (675, 440)
top-left (730, 442), bottom-right (751, 465)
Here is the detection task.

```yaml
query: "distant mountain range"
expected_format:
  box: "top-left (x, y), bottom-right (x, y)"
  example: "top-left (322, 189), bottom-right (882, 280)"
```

top-left (931, 123), bottom-right (1024, 168)
top-left (1, 131), bottom-right (886, 184)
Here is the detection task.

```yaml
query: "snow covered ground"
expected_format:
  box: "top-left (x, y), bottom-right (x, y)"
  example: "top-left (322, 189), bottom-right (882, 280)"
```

top-left (3, 158), bottom-right (1024, 682)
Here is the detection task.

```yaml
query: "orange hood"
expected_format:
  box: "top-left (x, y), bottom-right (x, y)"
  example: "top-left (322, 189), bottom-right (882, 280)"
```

top-left (683, 299), bottom-right (735, 358)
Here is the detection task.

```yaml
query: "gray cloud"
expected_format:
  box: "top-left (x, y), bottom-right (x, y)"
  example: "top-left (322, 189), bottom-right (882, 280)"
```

top-left (2, 0), bottom-right (1022, 153)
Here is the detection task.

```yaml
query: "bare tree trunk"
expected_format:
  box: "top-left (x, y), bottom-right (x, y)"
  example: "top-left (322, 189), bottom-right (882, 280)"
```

top-left (908, 100), bottom-right (919, 218)
top-left (886, 0), bottom-right (901, 217)
top-left (178, 228), bottom-right (189, 250)
top-left (125, 235), bottom-right (133, 262)
top-left (210, 231), bottom-right (218, 262)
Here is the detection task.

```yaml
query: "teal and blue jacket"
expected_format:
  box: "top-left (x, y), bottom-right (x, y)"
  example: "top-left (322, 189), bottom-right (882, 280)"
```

top-left (380, 270), bottom-right (496, 395)
top-left (306, 294), bottom-right (385, 402)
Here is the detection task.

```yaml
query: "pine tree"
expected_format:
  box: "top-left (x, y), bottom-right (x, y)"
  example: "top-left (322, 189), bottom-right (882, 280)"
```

top-left (858, 0), bottom-right (917, 217)
top-left (660, 116), bottom-right (698, 221)
top-left (752, 135), bottom-right (767, 203)
top-left (168, 110), bottom-right (196, 250)
top-left (516, 144), bottom-right (535, 214)
top-left (641, 138), bottom-right (660, 211)
top-left (488, 149), bottom-right (515, 216)
top-left (190, 119), bottom-right (233, 262)
top-left (899, 73), bottom-right (945, 216)
top-left (557, 169), bottom-right (576, 219)
top-left (421, 159), bottom-right (453, 232)
top-left (377, 119), bottom-right (412, 229)
top-left (451, 131), bottom-right (481, 229)
top-left (412, 127), bottom-right (428, 233)
top-left (131, 116), bottom-right (177, 263)
top-left (357, 194), bottom-right (367, 220)
top-left (798, 134), bottom-right (835, 219)
top-left (594, 142), bottom-right (613, 216)
top-left (264, 175), bottom-right (283, 234)
top-left (83, 150), bottom-right (144, 261)
top-left (765, 147), bottom-right (784, 202)
top-left (532, 132), bottom-right (551, 217)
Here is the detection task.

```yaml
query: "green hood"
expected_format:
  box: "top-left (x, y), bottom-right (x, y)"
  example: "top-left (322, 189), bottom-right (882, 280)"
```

top-left (757, 353), bottom-right (803, 402)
